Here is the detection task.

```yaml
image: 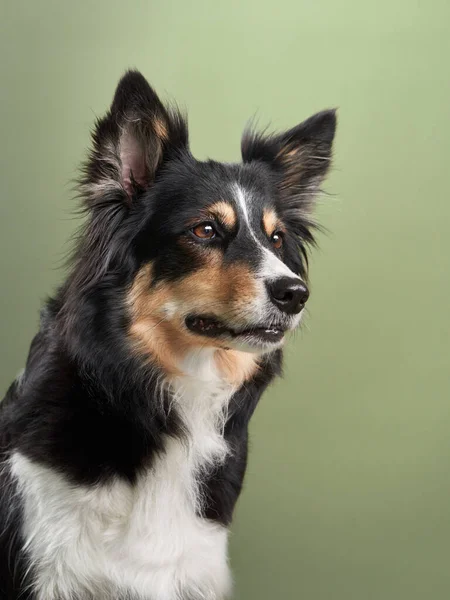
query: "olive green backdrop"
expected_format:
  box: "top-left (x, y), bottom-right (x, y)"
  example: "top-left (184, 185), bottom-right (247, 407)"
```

top-left (2, 1), bottom-right (450, 598)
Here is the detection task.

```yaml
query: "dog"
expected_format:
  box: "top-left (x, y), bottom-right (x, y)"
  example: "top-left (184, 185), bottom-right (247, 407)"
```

top-left (0, 70), bottom-right (336, 600)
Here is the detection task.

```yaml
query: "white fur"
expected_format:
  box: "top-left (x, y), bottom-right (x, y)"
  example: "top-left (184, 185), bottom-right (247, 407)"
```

top-left (232, 184), bottom-right (300, 282)
top-left (15, 367), bottom-right (25, 389)
top-left (258, 246), bottom-right (298, 281)
top-left (11, 349), bottom-right (234, 600)
top-left (231, 184), bottom-right (304, 339)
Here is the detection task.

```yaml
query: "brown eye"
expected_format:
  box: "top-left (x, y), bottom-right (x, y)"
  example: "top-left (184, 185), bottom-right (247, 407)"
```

top-left (271, 231), bottom-right (284, 249)
top-left (192, 223), bottom-right (216, 240)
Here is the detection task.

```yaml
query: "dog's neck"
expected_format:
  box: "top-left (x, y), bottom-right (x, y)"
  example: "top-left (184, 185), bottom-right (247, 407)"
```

top-left (172, 346), bottom-right (259, 387)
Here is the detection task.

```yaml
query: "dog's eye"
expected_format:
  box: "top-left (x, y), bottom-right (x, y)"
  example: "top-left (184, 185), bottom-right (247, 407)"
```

top-left (192, 223), bottom-right (216, 240)
top-left (271, 231), bottom-right (284, 250)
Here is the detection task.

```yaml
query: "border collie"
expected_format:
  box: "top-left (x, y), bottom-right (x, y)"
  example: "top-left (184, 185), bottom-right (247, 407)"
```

top-left (0, 70), bottom-right (336, 600)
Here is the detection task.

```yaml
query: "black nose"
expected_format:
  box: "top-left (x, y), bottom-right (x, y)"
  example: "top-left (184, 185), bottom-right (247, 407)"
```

top-left (267, 277), bottom-right (309, 314)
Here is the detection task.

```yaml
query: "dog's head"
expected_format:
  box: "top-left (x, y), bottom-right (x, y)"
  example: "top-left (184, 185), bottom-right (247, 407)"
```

top-left (70, 71), bottom-right (336, 374)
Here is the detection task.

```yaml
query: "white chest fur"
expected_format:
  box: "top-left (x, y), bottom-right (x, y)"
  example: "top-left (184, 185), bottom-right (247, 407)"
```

top-left (11, 350), bottom-right (235, 600)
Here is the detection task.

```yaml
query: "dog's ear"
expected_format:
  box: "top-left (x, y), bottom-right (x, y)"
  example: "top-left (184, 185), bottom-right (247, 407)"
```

top-left (241, 110), bottom-right (336, 213)
top-left (81, 70), bottom-right (188, 206)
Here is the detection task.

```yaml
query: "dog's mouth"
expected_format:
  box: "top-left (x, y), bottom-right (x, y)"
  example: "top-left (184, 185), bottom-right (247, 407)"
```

top-left (185, 315), bottom-right (286, 344)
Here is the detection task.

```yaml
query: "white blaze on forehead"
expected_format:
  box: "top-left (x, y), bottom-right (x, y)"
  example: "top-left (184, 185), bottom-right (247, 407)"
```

top-left (233, 184), bottom-right (253, 228)
top-left (232, 183), bottom-right (301, 283)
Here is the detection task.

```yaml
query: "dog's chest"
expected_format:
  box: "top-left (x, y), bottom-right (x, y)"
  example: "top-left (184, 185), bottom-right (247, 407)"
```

top-left (12, 364), bottom-right (234, 600)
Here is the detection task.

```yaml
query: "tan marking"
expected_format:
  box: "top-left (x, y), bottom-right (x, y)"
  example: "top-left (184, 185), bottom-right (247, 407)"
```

top-left (262, 208), bottom-right (286, 239)
top-left (276, 143), bottom-right (302, 163)
top-left (285, 148), bottom-right (299, 159)
top-left (128, 264), bottom-right (188, 375)
top-left (215, 349), bottom-right (259, 386)
top-left (172, 251), bottom-right (257, 320)
top-left (275, 142), bottom-right (309, 192)
top-left (153, 117), bottom-right (169, 141)
top-left (127, 254), bottom-right (260, 377)
top-left (262, 209), bottom-right (280, 237)
top-left (187, 202), bottom-right (237, 231)
top-left (209, 201), bottom-right (237, 229)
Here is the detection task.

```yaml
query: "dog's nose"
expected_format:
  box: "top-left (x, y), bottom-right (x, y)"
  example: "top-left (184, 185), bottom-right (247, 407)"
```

top-left (267, 277), bottom-right (309, 314)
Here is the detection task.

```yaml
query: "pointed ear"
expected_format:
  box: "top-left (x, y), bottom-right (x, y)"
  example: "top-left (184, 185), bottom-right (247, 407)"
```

top-left (241, 110), bottom-right (336, 212)
top-left (81, 70), bottom-right (188, 206)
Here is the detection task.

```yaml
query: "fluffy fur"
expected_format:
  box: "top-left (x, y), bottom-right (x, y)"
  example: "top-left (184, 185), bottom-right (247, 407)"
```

top-left (0, 70), bottom-right (336, 599)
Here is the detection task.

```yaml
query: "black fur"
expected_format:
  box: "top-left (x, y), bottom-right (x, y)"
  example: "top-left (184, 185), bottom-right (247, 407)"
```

top-left (0, 70), bottom-right (336, 599)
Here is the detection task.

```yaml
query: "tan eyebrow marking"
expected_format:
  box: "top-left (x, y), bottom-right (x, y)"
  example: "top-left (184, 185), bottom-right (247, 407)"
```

top-left (206, 201), bottom-right (237, 229)
top-left (262, 208), bottom-right (284, 237)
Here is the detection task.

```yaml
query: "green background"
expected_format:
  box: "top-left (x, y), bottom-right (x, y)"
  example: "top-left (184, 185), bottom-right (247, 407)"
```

top-left (2, 1), bottom-right (450, 598)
